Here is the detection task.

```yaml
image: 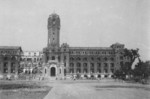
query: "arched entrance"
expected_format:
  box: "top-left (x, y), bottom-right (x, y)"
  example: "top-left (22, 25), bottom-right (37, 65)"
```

top-left (50, 67), bottom-right (56, 76)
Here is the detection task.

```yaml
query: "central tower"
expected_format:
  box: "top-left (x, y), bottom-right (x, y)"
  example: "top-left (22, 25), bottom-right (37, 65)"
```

top-left (47, 13), bottom-right (60, 48)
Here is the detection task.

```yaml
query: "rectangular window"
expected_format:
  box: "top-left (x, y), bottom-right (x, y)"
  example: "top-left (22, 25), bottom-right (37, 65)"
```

top-left (3, 62), bottom-right (8, 73)
top-left (11, 63), bottom-right (15, 73)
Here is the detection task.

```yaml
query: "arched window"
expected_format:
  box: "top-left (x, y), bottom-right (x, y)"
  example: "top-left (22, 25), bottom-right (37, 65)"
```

top-left (70, 57), bottom-right (74, 61)
top-left (76, 57), bottom-right (81, 61)
top-left (83, 57), bottom-right (87, 61)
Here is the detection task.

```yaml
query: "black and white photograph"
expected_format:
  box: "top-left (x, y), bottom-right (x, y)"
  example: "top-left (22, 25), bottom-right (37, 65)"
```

top-left (0, 0), bottom-right (150, 99)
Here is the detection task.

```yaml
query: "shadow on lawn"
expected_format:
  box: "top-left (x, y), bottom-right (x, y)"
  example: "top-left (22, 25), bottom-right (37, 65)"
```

top-left (95, 85), bottom-right (150, 91)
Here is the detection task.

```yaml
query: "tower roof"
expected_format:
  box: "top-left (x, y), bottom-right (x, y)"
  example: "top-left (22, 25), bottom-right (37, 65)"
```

top-left (49, 13), bottom-right (59, 18)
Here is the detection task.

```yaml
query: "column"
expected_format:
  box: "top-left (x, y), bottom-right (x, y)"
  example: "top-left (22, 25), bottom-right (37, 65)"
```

top-left (61, 63), bottom-right (64, 78)
top-left (74, 62), bottom-right (76, 74)
top-left (101, 62), bottom-right (104, 74)
top-left (66, 54), bottom-right (69, 75)
top-left (94, 62), bottom-right (97, 74)
top-left (8, 61), bottom-right (11, 74)
top-left (0, 62), bottom-right (2, 74)
top-left (108, 62), bottom-right (111, 74)
top-left (81, 62), bottom-right (83, 74)
top-left (88, 62), bottom-right (90, 74)
top-left (15, 62), bottom-right (18, 75)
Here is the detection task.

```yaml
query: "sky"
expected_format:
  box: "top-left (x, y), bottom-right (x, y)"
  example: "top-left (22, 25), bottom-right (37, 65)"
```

top-left (0, 0), bottom-right (149, 61)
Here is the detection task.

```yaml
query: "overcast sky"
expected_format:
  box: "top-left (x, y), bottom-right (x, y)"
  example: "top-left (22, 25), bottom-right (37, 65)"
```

top-left (0, 0), bottom-right (149, 61)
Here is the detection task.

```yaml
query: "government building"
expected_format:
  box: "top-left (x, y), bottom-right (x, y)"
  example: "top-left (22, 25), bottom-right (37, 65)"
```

top-left (20, 51), bottom-right (43, 74)
top-left (42, 13), bottom-right (130, 79)
top-left (0, 46), bottom-right (22, 79)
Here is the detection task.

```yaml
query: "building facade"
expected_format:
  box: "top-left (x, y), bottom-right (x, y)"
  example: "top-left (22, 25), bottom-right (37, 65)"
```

top-left (20, 51), bottom-right (43, 74)
top-left (43, 13), bottom-right (130, 78)
top-left (0, 46), bottom-right (22, 79)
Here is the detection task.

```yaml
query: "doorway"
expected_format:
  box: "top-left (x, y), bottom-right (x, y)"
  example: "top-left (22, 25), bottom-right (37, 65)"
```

top-left (50, 67), bottom-right (56, 76)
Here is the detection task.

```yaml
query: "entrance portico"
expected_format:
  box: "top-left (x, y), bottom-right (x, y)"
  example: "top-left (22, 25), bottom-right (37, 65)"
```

top-left (43, 60), bottom-right (65, 79)
top-left (50, 64), bottom-right (57, 76)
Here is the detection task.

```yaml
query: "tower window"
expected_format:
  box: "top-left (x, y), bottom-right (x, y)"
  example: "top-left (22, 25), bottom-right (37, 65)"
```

top-left (53, 38), bottom-right (54, 40)
top-left (52, 56), bottom-right (55, 60)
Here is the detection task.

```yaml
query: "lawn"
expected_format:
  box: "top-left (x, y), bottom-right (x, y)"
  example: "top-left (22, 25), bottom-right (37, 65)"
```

top-left (0, 80), bottom-right (52, 99)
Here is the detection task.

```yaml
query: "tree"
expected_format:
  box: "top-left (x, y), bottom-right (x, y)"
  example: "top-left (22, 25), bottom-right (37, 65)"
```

top-left (133, 60), bottom-right (150, 83)
top-left (123, 48), bottom-right (140, 75)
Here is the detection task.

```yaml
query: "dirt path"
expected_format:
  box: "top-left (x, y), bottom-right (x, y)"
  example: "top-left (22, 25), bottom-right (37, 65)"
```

top-left (44, 80), bottom-right (150, 99)
top-left (44, 83), bottom-right (98, 99)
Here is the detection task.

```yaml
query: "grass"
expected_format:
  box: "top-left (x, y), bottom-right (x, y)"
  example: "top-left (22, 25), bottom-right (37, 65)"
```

top-left (0, 80), bottom-right (52, 99)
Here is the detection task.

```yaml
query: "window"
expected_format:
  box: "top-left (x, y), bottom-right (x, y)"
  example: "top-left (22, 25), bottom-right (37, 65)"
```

top-left (45, 69), bottom-right (46, 73)
top-left (104, 63), bottom-right (107, 68)
top-left (77, 69), bottom-right (81, 73)
top-left (64, 62), bottom-right (66, 67)
top-left (69, 69), bottom-right (74, 73)
top-left (4, 57), bottom-right (8, 61)
top-left (83, 63), bottom-right (87, 68)
top-left (104, 69), bottom-right (108, 73)
top-left (70, 63), bottom-right (74, 67)
top-left (52, 56), bottom-right (55, 60)
top-left (111, 57), bottom-right (114, 61)
top-left (70, 57), bottom-right (74, 61)
top-left (120, 56), bottom-right (123, 60)
top-left (77, 63), bottom-right (81, 68)
top-left (3, 62), bottom-right (8, 73)
top-left (64, 56), bottom-right (66, 60)
top-left (90, 63), bottom-right (94, 68)
top-left (90, 51), bottom-right (93, 54)
top-left (76, 51), bottom-right (80, 54)
top-left (34, 58), bottom-right (36, 62)
top-left (12, 56), bottom-right (16, 60)
top-left (111, 63), bottom-right (114, 68)
top-left (34, 53), bottom-right (36, 56)
top-left (97, 57), bottom-right (101, 61)
top-left (120, 61), bottom-right (124, 67)
top-left (11, 63), bottom-right (15, 73)
top-left (98, 69), bottom-right (101, 73)
top-left (97, 63), bottom-right (101, 68)
top-left (27, 58), bottom-right (32, 61)
top-left (76, 57), bottom-right (81, 61)
top-left (90, 69), bottom-right (94, 73)
top-left (104, 57), bottom-right (107, 61)
top-left (111, 69), bottom-right (114, 73)
top-left (84, 69), bottom-right (87, 73)
top-left (91, 57), bottom-right (94, 61)
top-left (83, 57), bottom-right (87, 61)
